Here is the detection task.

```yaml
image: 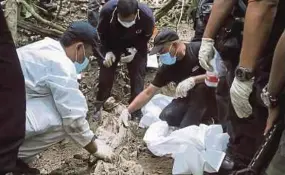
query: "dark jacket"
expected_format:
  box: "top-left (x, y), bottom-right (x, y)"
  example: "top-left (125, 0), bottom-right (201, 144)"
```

top-left (98, 0), bottom-right (154, 54)
top-left (0, 6), bottom-right (26, 173)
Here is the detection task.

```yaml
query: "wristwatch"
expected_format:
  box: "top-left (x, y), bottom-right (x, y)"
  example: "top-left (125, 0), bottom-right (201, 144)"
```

top-left (261, 84), bottom-right (279, 108)
top-left (235, 66), bottom-right (254, 82)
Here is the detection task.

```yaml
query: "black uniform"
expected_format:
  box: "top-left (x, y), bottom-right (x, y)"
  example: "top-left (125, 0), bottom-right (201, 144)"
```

top-left (96, 0), bottom-right (155, 103)
top-left (0, 6), bottom-right (26, 174)
top-left (225, 0), bottom-right (285, 168)
top-left (152, 41), bottom-right (217, 127)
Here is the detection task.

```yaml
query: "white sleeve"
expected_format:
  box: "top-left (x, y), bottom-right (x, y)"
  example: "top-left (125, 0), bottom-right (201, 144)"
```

top-left (46, 61), bottom-right (94, 147)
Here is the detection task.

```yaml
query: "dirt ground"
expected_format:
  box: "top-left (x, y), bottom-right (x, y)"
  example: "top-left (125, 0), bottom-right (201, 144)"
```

top-left (16, 0), bottom-right (195, 174)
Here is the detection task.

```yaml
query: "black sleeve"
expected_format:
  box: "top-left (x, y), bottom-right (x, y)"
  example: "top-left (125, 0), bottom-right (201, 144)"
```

top-left (151, 66), bottom-right (173, 88)
top-left (97, 5), bottom-right (112, 53)
top-left (135, 5), bottom-right (155, 52)
top-left (0, 6), bottom-right (26, 170)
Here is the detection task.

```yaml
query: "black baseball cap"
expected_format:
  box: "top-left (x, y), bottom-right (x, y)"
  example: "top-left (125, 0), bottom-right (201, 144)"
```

top-left (61, 21), bottom-right (98, 46)
top-left (149, 29), bottom-right (179, 55)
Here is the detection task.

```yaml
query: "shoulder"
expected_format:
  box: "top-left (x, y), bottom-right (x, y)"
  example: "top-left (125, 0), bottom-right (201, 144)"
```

top-left (100, 0), bottom-right (117, 16)
top-left (138, 3), bottom-right (154, 22)
top-left (186, 41), bottom-right (201, 60)
top-left (17, 38), bottom-right (76, 77)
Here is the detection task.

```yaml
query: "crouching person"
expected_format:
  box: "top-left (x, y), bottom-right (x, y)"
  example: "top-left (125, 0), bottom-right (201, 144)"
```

top-left (119, 29), bottom-right (218, 128)
top-left (17, 21), bottom-right (115, 164)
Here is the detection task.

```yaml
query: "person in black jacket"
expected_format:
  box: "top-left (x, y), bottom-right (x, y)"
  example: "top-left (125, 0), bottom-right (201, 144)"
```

top-left (0, 5), bottom-right (39, 175)
top-left (94, 0), bottom-right (155, 118)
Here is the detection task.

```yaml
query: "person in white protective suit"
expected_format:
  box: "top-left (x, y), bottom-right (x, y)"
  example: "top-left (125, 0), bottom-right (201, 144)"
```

top-left (16, 21), bottom-right (115, 164)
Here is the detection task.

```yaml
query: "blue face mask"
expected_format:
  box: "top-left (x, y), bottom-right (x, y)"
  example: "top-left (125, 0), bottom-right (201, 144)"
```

top-left (159, 52), bottom-right (177, 65)
top-left (74, 44), bottom-right (89, 73)
top-left (74, 57), bottom-right (89, 73)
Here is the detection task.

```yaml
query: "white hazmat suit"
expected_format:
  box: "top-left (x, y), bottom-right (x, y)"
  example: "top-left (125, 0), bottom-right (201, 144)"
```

top-left (17, 37), bottom-right (94, 161)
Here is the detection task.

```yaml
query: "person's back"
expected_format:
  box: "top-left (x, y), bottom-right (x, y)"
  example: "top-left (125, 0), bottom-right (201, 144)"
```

top-left (17, 37), bottom-right (77, 99)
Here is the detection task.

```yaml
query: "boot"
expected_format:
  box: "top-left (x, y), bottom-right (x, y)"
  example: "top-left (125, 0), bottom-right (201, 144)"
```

top-left (92, 101), bottom-right (104, 121)
top-left (10, 159), bottom-right (40, 175)
top-left (39, 0), bottom-right (57, 12)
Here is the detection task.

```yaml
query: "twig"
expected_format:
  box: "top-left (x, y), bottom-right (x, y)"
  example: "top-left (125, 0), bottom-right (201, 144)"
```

top-left (18, 20), bottom-right (63, 37)
top-left (154, 0), bottom-right (179, 22)
top-left (54, 0), bottom-right (63, 21)
top-left (17, 0), bottom-right (66, 32)
top-left (176, 0), bottom-right (185, 32)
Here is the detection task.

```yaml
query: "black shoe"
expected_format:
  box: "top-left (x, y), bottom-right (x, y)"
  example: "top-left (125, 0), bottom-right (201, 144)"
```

top-left (39, 0), bottom-right (57, 12)
top-left (131, 110), bottom-right (143, 122)
top-left (218, 154), bottom-right (235, 174)
top-left (11, 159), bottom-right (40, 175)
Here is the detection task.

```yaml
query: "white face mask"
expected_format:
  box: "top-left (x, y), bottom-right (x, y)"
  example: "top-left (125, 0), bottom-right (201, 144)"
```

top-left (117, 17), bottom-right (136, 28)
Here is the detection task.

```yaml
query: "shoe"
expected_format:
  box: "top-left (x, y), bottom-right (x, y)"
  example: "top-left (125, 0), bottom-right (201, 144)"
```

top-left (92, 100), bottom-right (104, 121)
top-left (39, 0), bottom-right (57, 12)
top-left (219, 154), bottom-right (235, 174)
top-left (11, 159), bottom-right (40, 175)
top-left (130, 110), bottom-right (143, 122)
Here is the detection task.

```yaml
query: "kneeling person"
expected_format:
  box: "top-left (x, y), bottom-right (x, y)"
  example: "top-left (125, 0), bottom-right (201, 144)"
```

top-left (17, 21), bottom-right (114, 163)
top-left (119, 29), bottom-right (217, 127)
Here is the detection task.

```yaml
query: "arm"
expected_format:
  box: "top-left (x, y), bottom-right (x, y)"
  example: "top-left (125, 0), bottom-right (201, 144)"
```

top-left (239, 0), bottom-right (279, 69)
top-left (127, 84), bottom-right (159, 113)
top-left (268, 30), bottom-right (285, 97)
top-left (263, 30), bottom-right (285, 135)
top-left (203, 0), bottom-right (237, 39)
top-left (47, 63), bottom-right (96, 153)
top-left (97, 7), bottom-right (112, 53)
top-left (136, 17), bottom-right (155, 52)
top-left (193, 74), bottom-right (207, 84)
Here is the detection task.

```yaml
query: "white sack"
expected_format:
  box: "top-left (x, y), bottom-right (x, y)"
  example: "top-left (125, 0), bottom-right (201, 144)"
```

top-left (144, 122), bottom-right (229, 175)
top-left (139, 94), bottom-right (173, 128)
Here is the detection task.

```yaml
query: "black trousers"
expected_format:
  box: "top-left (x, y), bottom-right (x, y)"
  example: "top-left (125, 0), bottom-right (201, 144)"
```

top-left (0, 6), bottom-right (26, 174)
top-left (96, 51), bottom-right (147, 103)
top-left (219, 58), bottom-right (271, 166)
top-left (159, 83), bottom-right (217, 128)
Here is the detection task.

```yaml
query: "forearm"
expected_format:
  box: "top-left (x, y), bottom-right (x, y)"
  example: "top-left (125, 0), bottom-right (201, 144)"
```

top-left (239, 0), bottom-right (279, 69)
top-left (193, 74), bottom-right (207, 84)
top-left (203, 0), bottom-right (237, 39)
top-left (268, 30), bottom-right (285, 97)
top-left (128, 85), bottom-right (158, 113)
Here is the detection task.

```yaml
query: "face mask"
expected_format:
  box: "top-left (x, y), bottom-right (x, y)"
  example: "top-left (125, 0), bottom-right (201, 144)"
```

top-left (159, 53), bottom-right (176, 65)
top-left (74, 57), bottom-right (89, 74)
top-left (117, 17), bottom-right (136, 28)
top-left (74, 45), bottom-right (89, 73)
top-left (159, 44), bottom-right (177, 65)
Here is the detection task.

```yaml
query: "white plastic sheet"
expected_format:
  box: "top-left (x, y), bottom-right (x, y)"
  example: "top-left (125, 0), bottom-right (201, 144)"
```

top-left (139, 94), bottom-right (173, 128)
top-left (143, 121), bottom-right (229, 175)
top-left (147, 54), bottom-right (159, 68)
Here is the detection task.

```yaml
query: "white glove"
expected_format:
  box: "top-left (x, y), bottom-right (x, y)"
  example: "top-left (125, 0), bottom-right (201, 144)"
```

top-left (93, 139), bottom-right (116, 162)
top-left (120, 47), bottom-right (137, 63)
top-left (175, 77), bottom-right (196, 98)
top-left (103, 51), bottom-right (116, 67)
top-left (230, 77), bottom-right (254, 118)
top-left (198, 38), bottom-right (215, 71)
top-left (119, 109), bottom-right (131, 127)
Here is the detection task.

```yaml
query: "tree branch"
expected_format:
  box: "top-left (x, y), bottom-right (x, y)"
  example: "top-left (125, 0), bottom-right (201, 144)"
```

top-left (18, 20), bottom-right (63, 37)
top-left (154, 0), bottom-right (179, 22)
top-left (17, 0), bottom-right (66, 32)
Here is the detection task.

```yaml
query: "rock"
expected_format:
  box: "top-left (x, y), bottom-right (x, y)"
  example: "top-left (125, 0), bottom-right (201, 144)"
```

top-left (73, 154), bottom-right (83, 160)
top-left (103, 97), bottom-right (116, 111)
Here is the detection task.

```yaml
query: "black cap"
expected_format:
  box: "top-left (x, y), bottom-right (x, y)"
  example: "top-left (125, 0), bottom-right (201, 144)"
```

top-left (150, 29), bottom-right (179, 55)
top-left (61, 21), bottom-right (98, 46)
top-left (117, 0), bottom-right (138, 17)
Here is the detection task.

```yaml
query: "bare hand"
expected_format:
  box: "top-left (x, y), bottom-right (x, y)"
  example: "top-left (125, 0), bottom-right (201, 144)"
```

top-left (264, 106), bottom-right (279, 135)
